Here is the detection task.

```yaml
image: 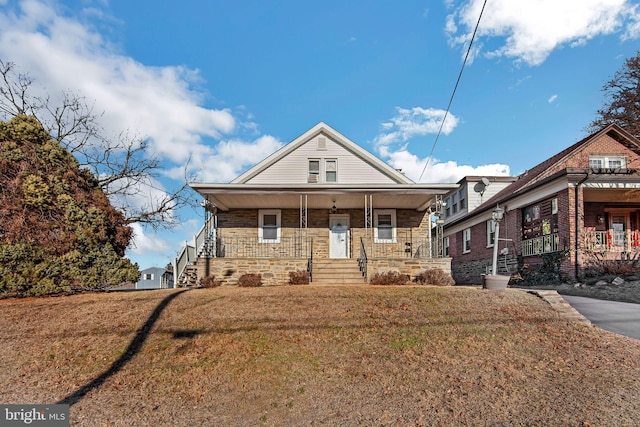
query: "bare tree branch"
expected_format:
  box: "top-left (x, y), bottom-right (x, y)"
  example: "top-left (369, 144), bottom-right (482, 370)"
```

top-left (0, 59), bottom-right (193, 231)
top-left (590, 52), bottom-right (640, 139)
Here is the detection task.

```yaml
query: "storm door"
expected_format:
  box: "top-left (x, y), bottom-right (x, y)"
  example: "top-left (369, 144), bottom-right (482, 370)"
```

top-left (329, 215), bottom-right (350, 258)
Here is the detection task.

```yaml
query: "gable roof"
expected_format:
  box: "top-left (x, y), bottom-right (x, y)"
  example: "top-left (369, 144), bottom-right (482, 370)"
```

top-left (445, 123), bottom-right (640, 228)
top-left (231, 122), bottom-right (414, 185)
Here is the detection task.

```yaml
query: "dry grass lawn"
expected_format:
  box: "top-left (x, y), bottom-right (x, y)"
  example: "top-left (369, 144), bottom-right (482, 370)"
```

top-left (1, 285), bottom-right (639, 426)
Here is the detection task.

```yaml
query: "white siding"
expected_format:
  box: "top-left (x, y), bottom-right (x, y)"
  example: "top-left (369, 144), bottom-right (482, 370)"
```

top-left (245, 134), bottom-right (399, 185)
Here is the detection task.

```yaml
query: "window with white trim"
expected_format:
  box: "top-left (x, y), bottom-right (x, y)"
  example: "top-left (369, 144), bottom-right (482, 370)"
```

top-left (308, 159), bottom-right (320, 179)
top-left (259, 209), bottom-right (281, 243)
top-left (463, 228), bottom-right (471, 253)
top-left (374, 209), bottom-right (396, 243)
top-left (487, 220), bottom-right (496, 247)
top-left (444, 236), bottom-right (450, 257)
top-left (325, 159), bottom-right (337, 182)
top-left (459, 189), bottom-right (466, 210)
top-left (589, 155), bottom-right (626, 169)
top-left (144, 273), bottom-right (154, 280)
top-left (452, 193), bottom-right (458, 214)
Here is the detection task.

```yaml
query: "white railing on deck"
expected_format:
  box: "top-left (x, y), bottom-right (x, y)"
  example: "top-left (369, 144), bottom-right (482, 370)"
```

top-left (175, 243), bottom-right (195, 283)
top-left (583, 230), bottom-right (640, 253)
top-left (521, 233), bottom-right (559, 257)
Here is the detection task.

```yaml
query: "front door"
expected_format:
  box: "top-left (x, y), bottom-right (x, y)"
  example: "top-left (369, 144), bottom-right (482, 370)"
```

top-left (611, 214), bottom-right (629, 247)
top-left (329, 215), bottom-right (349, 258)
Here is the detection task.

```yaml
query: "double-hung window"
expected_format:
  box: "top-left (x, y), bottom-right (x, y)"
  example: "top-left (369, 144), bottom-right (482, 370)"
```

top-left (589, 155), bottom-right (626, 169)
top-left (325, 159), bottom-right (337, 182)
top-left (374, 209), bottom-right (396, 243)
top-left (463, 228), bottom-right (471, 253)
top-left (308, 160), bottom-right (320, 182)
top-left (259, 209), bottom-right (281, 243)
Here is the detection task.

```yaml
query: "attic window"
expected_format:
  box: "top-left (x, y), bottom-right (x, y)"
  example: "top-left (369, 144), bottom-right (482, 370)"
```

top-left (325, 159), bottom-right (337, 182)
top-left (317, 137), bottom-right (327, 150)
top-left (308, 160), bottom-right (320, 182)
top-left (589, 156), bottom-right (626, 169)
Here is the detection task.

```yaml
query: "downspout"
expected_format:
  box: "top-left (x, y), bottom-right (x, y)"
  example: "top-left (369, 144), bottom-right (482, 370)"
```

top-left (574, 172), bottom-right (590, 279)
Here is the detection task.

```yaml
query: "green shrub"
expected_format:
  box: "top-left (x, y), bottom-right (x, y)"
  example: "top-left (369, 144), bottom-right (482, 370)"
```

top-left (369, 271), bottom-right (410, 285)
top-left (288, 270), bottom-right (310, 285)
top-left (414, 268), bottom-right (455, 286)
top-left (201, 275), bottom-right (222, 288)
top-left (237, 273), bottom-right (262, 287)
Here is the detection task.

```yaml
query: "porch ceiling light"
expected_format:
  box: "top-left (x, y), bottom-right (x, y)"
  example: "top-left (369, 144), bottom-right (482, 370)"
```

top-left (331, 201), bottom-right (337, 214)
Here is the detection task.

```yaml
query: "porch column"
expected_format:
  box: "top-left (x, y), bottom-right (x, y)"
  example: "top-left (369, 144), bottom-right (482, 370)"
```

top-left (364, 194), bottom-right (373, 239)
top-left (299, 193), bottom-right (308, 257)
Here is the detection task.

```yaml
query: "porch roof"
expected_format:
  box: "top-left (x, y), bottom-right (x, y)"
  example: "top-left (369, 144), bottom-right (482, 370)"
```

top-left (190, 183), bottom-right (458, 211)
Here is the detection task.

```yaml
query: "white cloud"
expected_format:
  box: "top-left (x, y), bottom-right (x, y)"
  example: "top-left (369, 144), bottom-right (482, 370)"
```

top-left (0, 0), bottom-right (242, 166)
top-left (191, 134), bottom-right (284, 183)
top-left (0, 0), bottom-right (283, 260)
top-left (548, 94), bottom-right (558, 103)
top-left (386, 149), bottom-right (510, 183)
top-left (373, 106), bottom-right (459, 157)
top-left (127, 223), bottom-right (171, 257)
top-left (447, 0), bottom-right (640, 66)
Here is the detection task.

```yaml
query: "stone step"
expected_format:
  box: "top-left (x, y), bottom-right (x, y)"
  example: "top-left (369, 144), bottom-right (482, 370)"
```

top-left (311, 259), bottom-right (366, 285)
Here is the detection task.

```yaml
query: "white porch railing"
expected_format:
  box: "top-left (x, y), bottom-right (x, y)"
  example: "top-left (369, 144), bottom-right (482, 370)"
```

top-left (175, 243), bottom-right (195, 284)
top-left (583, 230), bottom-right (640, 253)
top-left (521, 233), bottom-right (559, 257)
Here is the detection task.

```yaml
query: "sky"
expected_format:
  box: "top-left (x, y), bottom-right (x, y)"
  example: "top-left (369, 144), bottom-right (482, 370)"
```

top-left (0, 0), bottom-right (639, 269)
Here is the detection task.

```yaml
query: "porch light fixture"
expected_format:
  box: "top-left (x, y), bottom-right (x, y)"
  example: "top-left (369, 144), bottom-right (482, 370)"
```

top-left (597, 215), bottom-right (605, 224)
top-left (491, 205), bottom-right (504, 275)
top-left (491, 206), bottom-right (504, 222)
top-left (331, 201), bottom-right (338, 214)
top-left (484, 204), bottom-right (511, 290)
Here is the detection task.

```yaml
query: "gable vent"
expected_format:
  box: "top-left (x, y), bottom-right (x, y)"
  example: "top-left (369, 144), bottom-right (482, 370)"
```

top-left (317, 137), bottom-right (327, 150)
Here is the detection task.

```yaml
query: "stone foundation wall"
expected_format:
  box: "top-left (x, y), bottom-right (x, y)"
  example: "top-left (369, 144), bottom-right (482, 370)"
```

top-left (195, 258), bottom-right (308, 287)
top-left (367, 257), bottom-right (452, 281)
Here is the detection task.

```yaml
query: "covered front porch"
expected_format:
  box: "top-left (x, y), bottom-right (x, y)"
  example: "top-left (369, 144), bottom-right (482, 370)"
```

top-left (175, 183), bottom-right (455, 286)
top-left (582, 183), bottom-right (640, 257)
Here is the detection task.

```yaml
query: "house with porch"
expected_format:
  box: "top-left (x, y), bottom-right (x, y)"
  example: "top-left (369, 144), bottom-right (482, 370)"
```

top-left (443, 124), bottom-right (640, 284)
top-left (174, 122), bottom-right (456, 286)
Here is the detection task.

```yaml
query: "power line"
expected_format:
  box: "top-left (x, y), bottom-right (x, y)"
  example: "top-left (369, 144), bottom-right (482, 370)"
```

top-left (418, 0), bottom-right (488, 182)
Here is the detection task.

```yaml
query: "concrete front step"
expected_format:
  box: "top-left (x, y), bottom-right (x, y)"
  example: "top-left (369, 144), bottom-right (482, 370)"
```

top-left (311, 259), bottom-right (366, 285)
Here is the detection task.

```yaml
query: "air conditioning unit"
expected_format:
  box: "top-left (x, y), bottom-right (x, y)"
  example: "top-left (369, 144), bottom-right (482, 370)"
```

top-left (308, 174), bottom-right (318, 183)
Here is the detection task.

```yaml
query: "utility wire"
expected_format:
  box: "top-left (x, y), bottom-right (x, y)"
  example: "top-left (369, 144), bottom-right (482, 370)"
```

top-left (418, 0), bottom-right (488, 182)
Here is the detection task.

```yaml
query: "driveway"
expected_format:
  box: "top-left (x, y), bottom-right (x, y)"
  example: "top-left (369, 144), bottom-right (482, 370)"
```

top-left (562, 295), bottom-right (640, 341)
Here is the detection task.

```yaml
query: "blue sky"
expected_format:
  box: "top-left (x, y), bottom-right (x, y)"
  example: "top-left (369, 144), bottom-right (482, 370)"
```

top-left (1, 0), bottom-right (640, 269)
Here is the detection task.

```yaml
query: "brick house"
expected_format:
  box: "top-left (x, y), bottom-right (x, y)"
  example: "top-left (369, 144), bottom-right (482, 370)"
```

top-left (174, 122), bottom-right (456, 286)
top-left (443, 124), bottom-right (640, 284)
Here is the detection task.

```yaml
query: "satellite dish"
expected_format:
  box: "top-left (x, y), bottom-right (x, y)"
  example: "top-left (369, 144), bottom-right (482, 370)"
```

top-left (474, 178), bottom-right (491, 198)
top-left (473, 182), bottom-right (486, 194)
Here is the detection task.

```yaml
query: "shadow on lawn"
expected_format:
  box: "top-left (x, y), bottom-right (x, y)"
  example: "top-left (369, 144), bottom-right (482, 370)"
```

top-left (57, 289), bottom-right (189, 406)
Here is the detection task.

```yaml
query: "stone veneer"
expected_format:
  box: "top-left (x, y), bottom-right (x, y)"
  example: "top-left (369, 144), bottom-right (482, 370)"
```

top-left (192, 207), bottom-right (452, 286)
